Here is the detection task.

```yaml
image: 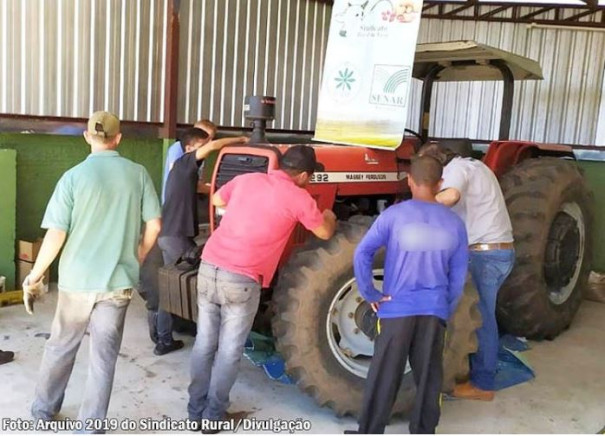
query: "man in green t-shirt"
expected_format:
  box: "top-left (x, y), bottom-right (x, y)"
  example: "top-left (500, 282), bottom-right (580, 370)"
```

top-left (24, 111), bottom-right (162, 424)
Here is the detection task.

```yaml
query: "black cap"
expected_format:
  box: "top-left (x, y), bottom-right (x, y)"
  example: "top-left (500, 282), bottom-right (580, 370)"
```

top-left (280, 145), bottom-right (324, 173)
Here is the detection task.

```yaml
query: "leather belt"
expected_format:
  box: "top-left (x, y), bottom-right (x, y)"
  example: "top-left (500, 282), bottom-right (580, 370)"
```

top-left (469, 242), bottom-right (514, 251)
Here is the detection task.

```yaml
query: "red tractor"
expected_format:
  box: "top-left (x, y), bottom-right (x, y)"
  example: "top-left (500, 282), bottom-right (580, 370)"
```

top-left (160, 41), bottom-right (593, 416)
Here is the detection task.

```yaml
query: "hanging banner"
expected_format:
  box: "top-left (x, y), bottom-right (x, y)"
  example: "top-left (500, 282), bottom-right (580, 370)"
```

top-left (314, 0), bottom-right (424, 150)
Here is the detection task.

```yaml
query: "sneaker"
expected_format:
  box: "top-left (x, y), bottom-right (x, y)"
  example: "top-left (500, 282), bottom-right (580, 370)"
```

top-left (154, 340), bottom-right (184, 356)
top-left (0, 350), bottom-right (14, 365)
top-left (452, 381), bottom-right (495, 401)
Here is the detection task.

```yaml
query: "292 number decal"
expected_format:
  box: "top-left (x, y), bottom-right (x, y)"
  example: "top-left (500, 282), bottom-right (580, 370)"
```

top-left (310, 173), bottom-right (329, 183)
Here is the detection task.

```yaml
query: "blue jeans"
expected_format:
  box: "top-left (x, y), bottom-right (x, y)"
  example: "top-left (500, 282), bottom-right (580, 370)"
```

top-left (32, 290), bottom-right (131, 431)
top-left (468, 249), bottom-right (515, 390)
top-left (187, 261), bottom-right (261, 421)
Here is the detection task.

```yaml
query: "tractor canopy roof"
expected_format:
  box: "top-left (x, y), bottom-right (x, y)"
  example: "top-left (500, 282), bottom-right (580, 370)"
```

top-left (413, 40), bottom-right (543, 82)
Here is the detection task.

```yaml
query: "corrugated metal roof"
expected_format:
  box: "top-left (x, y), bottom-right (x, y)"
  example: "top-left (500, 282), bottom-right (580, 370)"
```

top-left (414, 40), bottom-right (544, 81)
top-left (0, 0), bottom-right (168, 122)
top-left (406, 18), bottom-right (605, 145)
top-left (0, 0), bottom-right (603, 146)
top-left (176, 0), bottom-right (330, 130)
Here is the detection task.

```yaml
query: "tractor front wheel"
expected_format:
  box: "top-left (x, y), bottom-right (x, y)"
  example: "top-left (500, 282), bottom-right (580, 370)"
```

top-left (271, 218), bottom-right (480, 417)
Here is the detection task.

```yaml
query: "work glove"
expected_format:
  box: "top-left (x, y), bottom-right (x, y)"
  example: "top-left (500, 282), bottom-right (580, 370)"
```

top-left (22, 274), bottom-right (47, 315)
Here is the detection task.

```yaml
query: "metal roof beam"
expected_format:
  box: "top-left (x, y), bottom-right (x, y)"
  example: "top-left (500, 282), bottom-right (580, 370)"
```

top-left (564, 9), bottom-right (599, 20)
top-left (422, 3), bottom-right (441, 12)
top-left (422, 3), bottom-right (605, 28)
top-left (424, 1), bottom-right (603, 9)
top-left (580, 0), bottom-right (599, 9)
top-left (519, 7), bottom-right (555, 20)
top-left (442, 3), bottom-right (476, 16)
top-left (479, 5), bottom-right (513, 19)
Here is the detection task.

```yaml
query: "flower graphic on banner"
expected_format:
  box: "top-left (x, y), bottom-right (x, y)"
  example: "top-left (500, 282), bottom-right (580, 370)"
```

top-left (329, 64), bottom-right (361, 103)
top-left (335, 68), bottom-right (356, 91)
top-left (380, 0), bottom-right (421, 24)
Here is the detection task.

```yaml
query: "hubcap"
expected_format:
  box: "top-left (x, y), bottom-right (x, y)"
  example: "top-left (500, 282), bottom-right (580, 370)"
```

top-left (544, 202), bottom-right (585, 305)
top-left (326, 269), bottom-right (411, 378)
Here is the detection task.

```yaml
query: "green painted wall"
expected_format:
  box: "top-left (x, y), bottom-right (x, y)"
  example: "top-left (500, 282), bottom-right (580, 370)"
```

top-left (1, 132), bottom-right (605, 280)
top-left (0, 150), bottom-right (16, 290)
top-left (0, 133), bottom-right (163, 281)
top-left (578, 161), bottom-right (605, 272)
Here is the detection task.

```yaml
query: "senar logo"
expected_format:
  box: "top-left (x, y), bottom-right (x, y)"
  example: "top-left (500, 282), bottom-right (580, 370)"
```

top-left (370, 65), bottom-right (411, 107)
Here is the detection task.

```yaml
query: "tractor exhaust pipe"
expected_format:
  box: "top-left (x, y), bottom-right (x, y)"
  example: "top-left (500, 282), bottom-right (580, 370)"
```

top-left (244, 95), bottom-right (276, 144)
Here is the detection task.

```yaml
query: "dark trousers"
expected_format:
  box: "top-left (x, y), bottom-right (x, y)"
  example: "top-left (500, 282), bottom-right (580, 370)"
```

top-left (157, 235), bottom-right (196, 265)
top-left (139, 243), bottom-right (163, 343)
top-left (358, 315), bottom-right (445, 434)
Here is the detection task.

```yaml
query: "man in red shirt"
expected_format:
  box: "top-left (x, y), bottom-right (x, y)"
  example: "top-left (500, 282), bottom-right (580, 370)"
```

top-left (187, 145), bottom-right (336, 428)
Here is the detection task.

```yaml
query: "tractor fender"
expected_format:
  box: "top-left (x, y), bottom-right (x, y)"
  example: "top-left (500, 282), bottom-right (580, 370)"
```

top-left (483, 141), bottom-right (575, 178)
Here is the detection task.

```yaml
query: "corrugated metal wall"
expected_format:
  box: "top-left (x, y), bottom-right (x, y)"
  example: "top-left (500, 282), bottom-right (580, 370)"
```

top-left (0, 0), bottom-right (168, 122)
top-left (176, 0), bottom-right (330, 130)
top-left (596, 68), bottom-right (605, 145)
top-left (408, 5), bottom-right (605, 145)
top-left (0, 1), bottom-right (603, 145)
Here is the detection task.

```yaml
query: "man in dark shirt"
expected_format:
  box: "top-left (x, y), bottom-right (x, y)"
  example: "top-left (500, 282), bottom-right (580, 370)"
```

top-left (349, 155), bottom-right (469, 434)
top-left (153, 128), bottom-right (247, 355)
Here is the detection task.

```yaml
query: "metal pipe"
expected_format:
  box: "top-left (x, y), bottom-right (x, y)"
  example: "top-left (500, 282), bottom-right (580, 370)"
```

top-left (527, 22), bottom-right (605, 32)
top-left (162, 0), bottom-right (181, 139)
top-left (418, 64), bottom-right (445, 143)
top-left (491, 60), bottom-right (515, 141)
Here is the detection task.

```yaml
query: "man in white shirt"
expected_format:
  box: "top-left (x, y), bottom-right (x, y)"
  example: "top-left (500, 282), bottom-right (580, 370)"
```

top-left (419, 142), bottom-right (515, 401)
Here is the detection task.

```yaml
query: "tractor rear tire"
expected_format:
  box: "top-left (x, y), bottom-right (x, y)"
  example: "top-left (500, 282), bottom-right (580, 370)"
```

top-left (272, 218), bottom-right (480, 417)
top-left (498, 158), bottom-right (593, 340)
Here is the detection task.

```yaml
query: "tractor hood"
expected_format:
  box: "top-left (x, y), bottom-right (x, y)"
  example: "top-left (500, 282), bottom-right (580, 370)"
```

top-left (414, 40), bottom-right (543, 82)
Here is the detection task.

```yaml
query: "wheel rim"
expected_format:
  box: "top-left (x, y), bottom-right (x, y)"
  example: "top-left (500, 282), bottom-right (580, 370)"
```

top-left (544, 202), bottom-right (585, 305)
top-left (326, 269), bottom-right (411, 378)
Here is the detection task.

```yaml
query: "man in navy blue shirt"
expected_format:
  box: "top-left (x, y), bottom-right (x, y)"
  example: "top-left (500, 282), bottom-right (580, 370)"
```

top-left (151, 129), bottom-right (247, 355)
top-left (351, 155), bottom-right (469, 434)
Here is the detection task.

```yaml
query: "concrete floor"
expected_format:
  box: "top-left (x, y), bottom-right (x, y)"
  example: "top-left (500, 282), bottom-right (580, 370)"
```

top-left (1, 288), bottom-right (604, 434)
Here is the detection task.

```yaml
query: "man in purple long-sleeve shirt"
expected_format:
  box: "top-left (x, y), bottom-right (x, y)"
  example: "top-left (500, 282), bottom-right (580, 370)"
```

top-left (350, 155), bottom-right (469, 435)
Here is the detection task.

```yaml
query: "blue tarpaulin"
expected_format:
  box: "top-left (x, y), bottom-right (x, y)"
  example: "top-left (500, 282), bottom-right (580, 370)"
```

top-left (493, 334), bottom-right (535, 390)
top-left (244, 332), bottom-right (534, 389)
top-left (244, 332), bottom-right (294, 384)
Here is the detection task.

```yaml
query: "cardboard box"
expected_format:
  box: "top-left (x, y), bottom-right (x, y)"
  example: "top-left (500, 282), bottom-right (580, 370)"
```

top-left (17, 239), bottom-right (43, 262)
top-left (16, 260), bottom-right (49, 287)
